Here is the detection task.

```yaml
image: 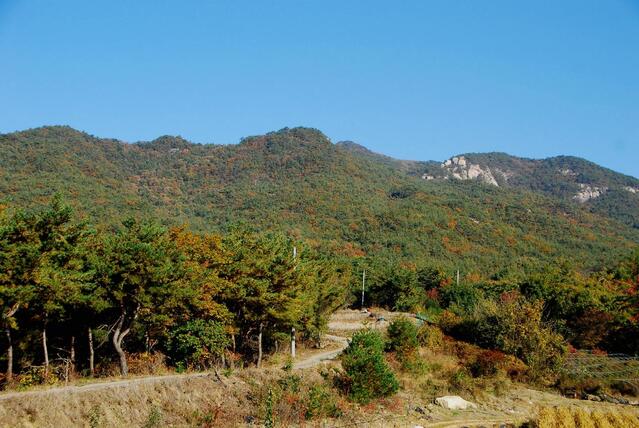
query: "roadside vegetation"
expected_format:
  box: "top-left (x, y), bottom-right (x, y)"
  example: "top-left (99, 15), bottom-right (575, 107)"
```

top-left (0, 196), bottom-right (348, 386)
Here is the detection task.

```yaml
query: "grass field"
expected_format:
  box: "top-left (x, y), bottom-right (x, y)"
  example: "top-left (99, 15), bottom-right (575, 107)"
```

top-left (534, 406), bottom-right (639, 428)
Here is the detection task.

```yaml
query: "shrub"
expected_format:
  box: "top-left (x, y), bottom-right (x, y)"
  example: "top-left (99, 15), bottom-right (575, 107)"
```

top-left (305, 384), bottom-right (342, 419)
top-left (417, 324), bottom-right (445, 350)
top-left (166, 320), bottom-right (230, 369)
top-left (445, 298), bottom-right (567, 383)
top-left (438, 310), bottom-right (462, 332)
top-left (387, 317), bottom-right (419, 355)
top-left (439, 282), bottom-right (483, 311)
top-left (448, 367), bottom-right (474, 395)
top-left (468, 349), bottom-right (506, 378)
top-left (387, 317), bottom-right (423, 371)
top-left (250, 372), bottom-right (343, 426)
top-left (339, 330), bottom-right (399, 404)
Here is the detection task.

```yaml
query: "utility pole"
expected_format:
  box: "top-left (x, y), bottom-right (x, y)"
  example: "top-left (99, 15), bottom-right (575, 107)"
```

top-left (361, 269), bottom-right (366, 309)
top-left (293, 246), bottom-right (297, 261)
top-left (456, 269), bottom-right (460, 286)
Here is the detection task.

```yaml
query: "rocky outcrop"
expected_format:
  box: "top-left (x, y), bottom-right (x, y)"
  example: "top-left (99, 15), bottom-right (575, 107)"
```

top-left (559, 168), bottom-right (577, 177)
top-left (623, 186), bottom-right (639, 194)
top-left (441, 156), bottom-right (499, 186)
top-left (434, 396), bottom-right (477, 410)
top-left (573, 184), bottom-right (607, 203)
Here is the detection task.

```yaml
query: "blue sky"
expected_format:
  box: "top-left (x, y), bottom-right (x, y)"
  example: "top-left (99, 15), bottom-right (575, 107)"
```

top-left (1, 1), bottom-right (638, 177)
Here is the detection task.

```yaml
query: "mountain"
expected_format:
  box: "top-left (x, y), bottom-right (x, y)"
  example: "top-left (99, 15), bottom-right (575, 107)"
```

top-left (1, 125), bottom-right (637, 275)
top-left (339, 144), bottom-right (639, 229)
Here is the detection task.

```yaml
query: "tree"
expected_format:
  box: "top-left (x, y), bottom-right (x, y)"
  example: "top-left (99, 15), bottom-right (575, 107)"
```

top-left (339, 329), bottom-right (398, 403)
top-left (0, 208), bottom-right (37, 381)
top-left (166, 320), bottom-right (230, 369)
top-left (88, 218), bottom-right (186, 376)
top-left (29, 196), bottom-right (88, 377)
top-left (220, 228), bottom-right (312, 366)
top-left (300, 256), bottom-right (350, 347)
top-left (0, 196), bottom-right (87, 379)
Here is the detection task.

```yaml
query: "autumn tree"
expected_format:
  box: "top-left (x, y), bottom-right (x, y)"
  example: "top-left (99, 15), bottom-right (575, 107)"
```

top-left (88, 219), bottom-right (187, 376)
top-left (220, 228), bottom-right (313, 366)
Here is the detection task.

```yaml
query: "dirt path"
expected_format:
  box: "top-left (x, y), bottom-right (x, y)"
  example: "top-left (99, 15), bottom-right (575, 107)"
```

top-left (293, 334), bottom-right (349, 369)
top-left (0, 371), bottom-right (214, 401)
top-left (0, 333), bottom-right (350, 402)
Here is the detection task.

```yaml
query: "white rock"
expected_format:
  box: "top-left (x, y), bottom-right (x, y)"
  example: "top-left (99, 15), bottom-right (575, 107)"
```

top-left (573, 184), bottom-right (607, 203)
top-left (434, 396), bottom-right (477, 410)
top-left (440, 156), bottom-right (499, 186)
top-left (559, 168), bottom-right (576, 176)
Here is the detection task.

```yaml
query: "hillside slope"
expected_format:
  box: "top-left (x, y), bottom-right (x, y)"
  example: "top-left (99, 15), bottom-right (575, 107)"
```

top-left (339, 144), bottom-right (639, 228)
top-left (0, 126), bottom-right (637, 274)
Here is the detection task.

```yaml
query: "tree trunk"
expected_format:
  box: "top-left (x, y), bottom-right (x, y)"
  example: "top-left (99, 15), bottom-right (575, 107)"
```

top-left (112, 307), bottom-right (138, 377)
top-left (113, 315), bottom-right (129, 377)
top-left (257, 322), bottom-right (263, 368)
top-left (5, 328), bottom-right (13, 382)
top-left (42, 327), bottom-right (49, 378)
top-left (88, 327), bottom-right (95, 377)
top-left (70, 335), bottom-right (76, 374)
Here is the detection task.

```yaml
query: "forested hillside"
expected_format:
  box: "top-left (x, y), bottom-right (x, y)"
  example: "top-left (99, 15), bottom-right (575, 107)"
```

top-left (1, 126), bottom-right (638, 276)
top-left (339, 144), bottom-right (639, 229)
top-left (1, 125), bottom-right (639, 397)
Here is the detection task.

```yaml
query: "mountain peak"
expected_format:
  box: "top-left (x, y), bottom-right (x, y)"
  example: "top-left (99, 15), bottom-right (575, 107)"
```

top-left (138, 135), bottom-right (195, 150)
top-left (4, 125), bottom-right (93, 140)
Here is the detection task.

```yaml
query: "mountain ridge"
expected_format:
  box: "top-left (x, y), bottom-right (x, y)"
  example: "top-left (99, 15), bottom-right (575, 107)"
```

top-left (1, 125), bottom-right (637, 275)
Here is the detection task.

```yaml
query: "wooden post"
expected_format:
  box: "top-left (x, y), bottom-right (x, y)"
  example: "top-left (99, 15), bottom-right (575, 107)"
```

top-left (88, 327), bottom-right (95, 377)
top-left (361, 270), bottom-right (366, 309)
top-left (42, 327), bottom-right (49, 378)
top-left (291, 327), bottom-right (296, 359)
top-left (70, 335), bottom-right (76, 374)
top-left (257, 322), bottom-right (263, 368)
top-left (5, 328), bottom-right (12, 382)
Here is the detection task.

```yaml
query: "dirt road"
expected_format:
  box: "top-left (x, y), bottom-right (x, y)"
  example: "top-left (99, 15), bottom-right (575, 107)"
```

top-left (0, 333), bottom-right (351, 402)
top-left (293, 334), bottom-right (349, 369)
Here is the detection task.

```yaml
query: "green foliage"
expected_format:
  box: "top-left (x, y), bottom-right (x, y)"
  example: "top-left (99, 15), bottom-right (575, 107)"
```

top-left (386, 317), bottom-right (419, 367)
top-left (439, 282), bottom-right (483, 313)
top-left (166, 320), bottom-right (230, 369)
top-left (305, 384), bottom-right (342, 419)
top-left (1, 126), bottom-right (637, 280)
top-left (264, 388), bottom-right (274, 428)
top-left (87, 405), bottom-right (102, 428)
top-left (142, 406), bottom-right (163, 428)
top-left (0, 196), bottom-right (348, 383)
top-left (444, 297), bottom-right (567, 383)
top-left (417, 324), bottom-right (445, 350)
top-left (339, 329), bottom-right (399, 403)
top-left (1, 121), bottom-right (639, 386)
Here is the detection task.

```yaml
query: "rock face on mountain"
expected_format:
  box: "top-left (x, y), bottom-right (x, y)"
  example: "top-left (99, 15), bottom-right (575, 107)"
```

top-left (441, 156), bottom-right (499, 186)
top-left (573, 184), bottom-right (607, 203)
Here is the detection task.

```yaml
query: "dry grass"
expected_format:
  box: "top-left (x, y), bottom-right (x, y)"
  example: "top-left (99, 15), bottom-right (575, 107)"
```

top-left (0, 374), bottom-right (252, 428)
top-left (533, 406), bottom-right (639, 428)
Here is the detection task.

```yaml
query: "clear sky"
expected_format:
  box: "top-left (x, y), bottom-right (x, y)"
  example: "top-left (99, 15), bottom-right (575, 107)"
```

top-left (1, 1), bottom-right (638, 177)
